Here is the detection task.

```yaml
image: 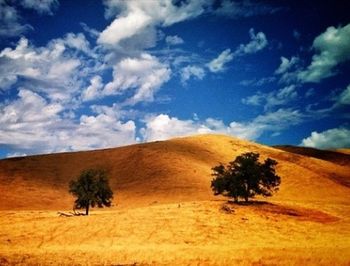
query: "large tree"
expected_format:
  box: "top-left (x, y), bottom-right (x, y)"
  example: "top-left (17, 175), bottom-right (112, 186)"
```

top-left (69, 169), bottom-right (113, 215)
top-left (211, 152), bottom-right (281, 203)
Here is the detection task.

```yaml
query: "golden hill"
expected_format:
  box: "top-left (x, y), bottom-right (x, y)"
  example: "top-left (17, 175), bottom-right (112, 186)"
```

top-left (1, 134), bottom-right (350, 265)
top-left (1, 134), bottom-right (349, 210)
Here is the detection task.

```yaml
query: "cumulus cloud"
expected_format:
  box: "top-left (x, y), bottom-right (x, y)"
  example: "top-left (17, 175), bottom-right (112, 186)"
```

top-left (141, 108), bottom-right (303, 142)
top-left (234, 28), bottom-right (268, 56)
top-left (0, 89), bottom-right (137, 155)
top-left (72, 113), bottom-right (136, 151)
top-left (207, 49), bottom-right (233, 73)
top-left (0, 35), bottom-right (97, 102)
top-left (275, 56), bottom-right (299, 74)
top-left (301, 127), bottom-right (350, 149)
top-left (0, 88), bottom-right (64, 152)
top-left (180, 65), bottom-right (205, 84)
top-left (20, 0), bottom-right (59, 15)
top-left (141, 114), bottom-right (211, 141)
top-left (165, 35), bottom-right (184, 45)
top-left (104, 53), bottom-right (171, 105)
top-left (298, 23), bottom-right (350, 83)
top-left (242, 85), bottom-right (298, 110)
top-left (63, 33), bottom-right (93, 56)
top-left (140, 114), bottom-right (262, 142)
top-left (81, 76), bottom-right (104, 102)
top-left (98, 8), bottom-right (152, 47)
top-left (98, 0), bottom-right (208, 47)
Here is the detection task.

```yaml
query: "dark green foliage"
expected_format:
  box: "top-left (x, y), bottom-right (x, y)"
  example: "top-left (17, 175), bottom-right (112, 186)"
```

top-left (211, 152), bottom-right (281, 203)
top-left (69, 169), bottom-right (113, 215)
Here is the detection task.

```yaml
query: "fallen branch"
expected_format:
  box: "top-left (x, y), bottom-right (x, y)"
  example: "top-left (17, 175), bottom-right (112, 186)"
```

top-left (57, 211), bottom-right (86, 217)
top-left (57, 211), bottom-right (74, 217)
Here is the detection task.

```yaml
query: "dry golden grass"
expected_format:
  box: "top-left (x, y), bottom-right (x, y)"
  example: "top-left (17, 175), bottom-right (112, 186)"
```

top-left (1, 134), bottom-right (350, 265)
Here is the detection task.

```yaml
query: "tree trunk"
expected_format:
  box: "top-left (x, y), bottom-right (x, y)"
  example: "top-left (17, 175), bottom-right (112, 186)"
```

top-left (245, 183), bottom-right (249, 203)
top-left (85, 204), bottom-right (89, 215)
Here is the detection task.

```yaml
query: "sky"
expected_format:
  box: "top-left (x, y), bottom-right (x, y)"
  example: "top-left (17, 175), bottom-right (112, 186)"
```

top-left (0, 0), bottom-right (350, 158)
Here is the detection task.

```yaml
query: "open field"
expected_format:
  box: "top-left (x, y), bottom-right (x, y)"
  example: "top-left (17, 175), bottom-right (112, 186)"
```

top-left (1, 200), bottom-right (350, 265)
top-left (1, 134), bottom-right (350, 265)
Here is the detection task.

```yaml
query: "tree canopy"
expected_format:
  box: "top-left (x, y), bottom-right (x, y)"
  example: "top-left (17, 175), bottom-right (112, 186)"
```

top-left (69, 169), bottom-right (113, 215)
top-left (211, 152), bottom-right (281, 203)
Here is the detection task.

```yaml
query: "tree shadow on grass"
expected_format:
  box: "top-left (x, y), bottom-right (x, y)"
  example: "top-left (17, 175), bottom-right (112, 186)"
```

top-left (222, 200), bottom-right (339, 223)
top-left (226, 199), bottom-right (271, 206)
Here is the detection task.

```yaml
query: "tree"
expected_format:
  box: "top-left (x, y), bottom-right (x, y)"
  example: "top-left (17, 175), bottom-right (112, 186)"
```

top-left (69, 169), bottom-right (113, 215)
top-left (211, 152), bottom-right (280, 203)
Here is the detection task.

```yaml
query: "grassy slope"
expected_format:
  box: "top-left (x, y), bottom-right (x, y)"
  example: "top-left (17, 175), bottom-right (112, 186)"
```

top-left (1, 134), bottom-right (350, 265)
top-left (1, 134), bottom-right (349, 210)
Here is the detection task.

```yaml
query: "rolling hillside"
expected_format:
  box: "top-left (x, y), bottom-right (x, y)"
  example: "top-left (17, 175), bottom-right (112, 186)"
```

top-left (1, 134), bottom-right (350, 265)
top-left (1, 134), bottom-right (349, 210)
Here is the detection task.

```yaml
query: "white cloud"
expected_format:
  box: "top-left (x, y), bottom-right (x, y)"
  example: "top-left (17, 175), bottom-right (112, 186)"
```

top-left (63, 33), bottom-right (93, 55)
top-left (98, 8), bottom-right (152, 47)
top-left (0, 89), bottom-right (63, 124)
top-left (141, 109), bottom-right (303, 142)
top-left (0, 35), bottom-right (98, 102)
top-left (0, 89), bottom-right (137, 155)
top-left (98, 0), bottom-right (208, 47)
top-left (180, 65), bottom-right (205, 84)
top-left (230, 108), bottom-right (303, 139)
top-left (141, 114), bottom-right (211, 141)
top-left (141, 114), bottom-right (260, 142)
top-left (72, 113), bottom-right (136, 151)
top-left (0, 89), bottom-right (64, 151)
top-left (234, 28), bottom-right (268, 56)
top-left (80, 22), bottom-right (100, 38)
top-left (301, 127), bottom-right (350, 149)
top-left (81, 76), bottom-right (104, 102)
top-left (0, 0), bottom-right (32, 37)
top-left (338, 84), bottom-right (350, 105)
top-left (20, 0), bottom-right (59, 15)
top-left (104, 53), bottom-right (171, 105)
top-left (6, 152), bottom-right (27, 158)
top-left (253, 108), bottom-right (302, 128)
top-left (275, 56), bottom-right (299, 74)
top-left (207, 48), bottom-right (233, 73)
top-left (0, 0), bottom-right (58, 38)
top-left (298, 23), bottom-right (350, 83)
top-left (165, 35), bottom-right (184, 45)
top-left (242, 85), bottom-right (298, 110)
top-left (207, 28), bottom-right (267, 73)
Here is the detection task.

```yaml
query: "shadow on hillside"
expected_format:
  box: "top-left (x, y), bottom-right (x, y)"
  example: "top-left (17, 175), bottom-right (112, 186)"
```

top-left (222, 200), bottom-right (339, 223)
top-left (274, 145), bottom-right (350, 166)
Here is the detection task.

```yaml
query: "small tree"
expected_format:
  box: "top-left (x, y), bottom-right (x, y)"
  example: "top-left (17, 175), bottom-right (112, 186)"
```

top-left (211, 152), bottom-right (280, 203)
top-left (69, 169), bottom-right (113, 215)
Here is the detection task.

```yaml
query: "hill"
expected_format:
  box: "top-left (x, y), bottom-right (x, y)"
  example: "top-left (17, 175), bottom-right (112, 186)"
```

top-left (1, 134), bottom-right (350, 210)
top-left (1, 134), bottom-right (350, 265)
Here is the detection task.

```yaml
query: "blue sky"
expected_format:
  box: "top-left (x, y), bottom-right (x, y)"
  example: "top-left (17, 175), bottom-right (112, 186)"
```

top-left (0, 0), bottom-right (350, 158)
